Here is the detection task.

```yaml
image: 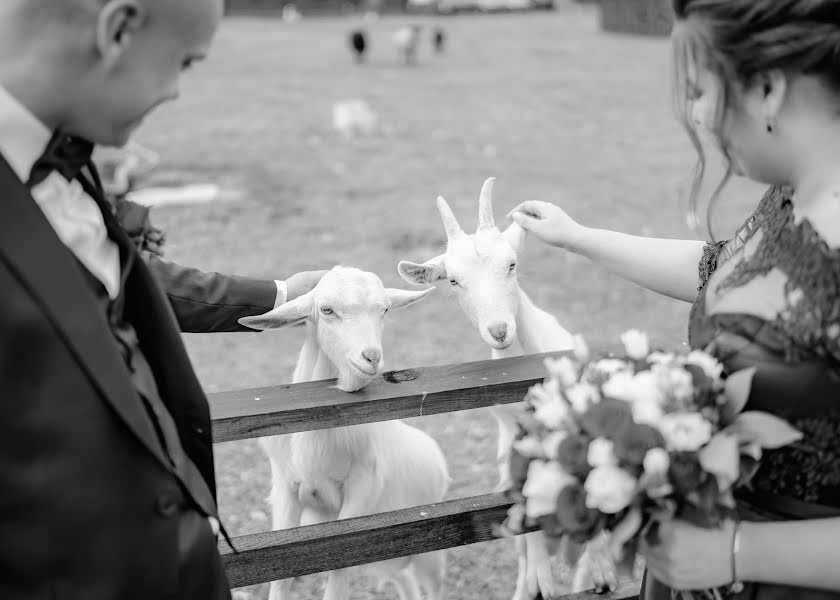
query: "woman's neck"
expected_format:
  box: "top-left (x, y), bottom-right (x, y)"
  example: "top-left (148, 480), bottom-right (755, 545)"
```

top-left (788, 127), bottom-right (840, 247)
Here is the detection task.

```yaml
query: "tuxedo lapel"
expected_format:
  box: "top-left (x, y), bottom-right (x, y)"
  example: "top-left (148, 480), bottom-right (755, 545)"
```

top-left (79, 167), bottom-right (220, 513)
top-left (0, 156), bottom-right (173, 474)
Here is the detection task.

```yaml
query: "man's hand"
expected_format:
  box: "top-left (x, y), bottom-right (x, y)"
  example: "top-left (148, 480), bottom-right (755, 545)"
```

top-left (284, 270), bottom-right (329, 301)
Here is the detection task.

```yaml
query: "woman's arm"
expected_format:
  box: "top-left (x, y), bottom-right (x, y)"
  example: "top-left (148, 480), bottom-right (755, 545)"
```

top-left (640, 517), bottom-right (840, 592)
top-left (509, 201), bottom-right (706, 303)
top-left (575, 228), bottom-right (706, 303)
top-left (738, 517), bottom-right (840, 590)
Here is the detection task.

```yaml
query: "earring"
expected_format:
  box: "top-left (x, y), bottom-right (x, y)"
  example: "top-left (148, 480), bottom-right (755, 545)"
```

top-left (766, 117), bottom-right (777, 133)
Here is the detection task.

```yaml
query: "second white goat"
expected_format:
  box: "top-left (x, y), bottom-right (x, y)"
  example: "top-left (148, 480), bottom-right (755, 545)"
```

top-left (398, 179), bottom-right (616, 600)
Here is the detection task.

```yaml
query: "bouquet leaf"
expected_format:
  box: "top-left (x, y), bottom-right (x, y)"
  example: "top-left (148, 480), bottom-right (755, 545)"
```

top-left (698, 432), bottom-right (739, 492)
top-left (721, 367), bottom-right (755, 423)
top-left (726, 410), bottom-right (803, 449)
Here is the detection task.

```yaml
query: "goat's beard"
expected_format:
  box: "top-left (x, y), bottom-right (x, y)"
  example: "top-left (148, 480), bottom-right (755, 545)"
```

top-left (335, 365), bottom-right (374, 393)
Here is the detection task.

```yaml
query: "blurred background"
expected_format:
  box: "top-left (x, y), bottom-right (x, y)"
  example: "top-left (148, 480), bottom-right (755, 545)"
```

top-left (123, 1), bottom-right (767, 597)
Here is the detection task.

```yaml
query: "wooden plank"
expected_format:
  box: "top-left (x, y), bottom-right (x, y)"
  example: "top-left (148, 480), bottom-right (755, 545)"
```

top-left (220, 492), bottom-right (518, 587)
top-left (209, 351), bottom-right (566, 443)
top-left (559, 580), bottom-right (641, 600)
top-left (220, 491), bottom-right (640, 600)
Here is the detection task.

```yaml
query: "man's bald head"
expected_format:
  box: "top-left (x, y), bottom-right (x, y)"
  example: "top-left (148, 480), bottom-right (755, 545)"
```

top-left (0, 0), bottom-right (224, 145)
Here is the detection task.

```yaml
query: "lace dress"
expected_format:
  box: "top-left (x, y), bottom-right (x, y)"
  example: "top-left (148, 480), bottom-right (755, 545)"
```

top-left (642, 186), bottom-right (840, 600)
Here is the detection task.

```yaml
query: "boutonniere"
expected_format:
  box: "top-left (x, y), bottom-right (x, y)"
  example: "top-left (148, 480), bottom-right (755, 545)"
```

top-left (113, 198), bottom-right (166, 257)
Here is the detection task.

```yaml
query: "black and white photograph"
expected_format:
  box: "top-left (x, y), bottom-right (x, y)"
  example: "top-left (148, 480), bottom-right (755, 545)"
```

top-left (0, 0), bottom-right (838, 599)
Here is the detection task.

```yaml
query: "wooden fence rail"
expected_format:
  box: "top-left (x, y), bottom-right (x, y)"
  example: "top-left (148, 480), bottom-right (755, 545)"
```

top-left (210, 351), bottom-right (562, 442)
top-left (209, 352), bottom-right (641, 599)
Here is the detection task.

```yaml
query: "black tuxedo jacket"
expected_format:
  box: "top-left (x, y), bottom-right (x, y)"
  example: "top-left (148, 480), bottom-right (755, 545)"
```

top-left (0, 155), bottom-right (277, 599)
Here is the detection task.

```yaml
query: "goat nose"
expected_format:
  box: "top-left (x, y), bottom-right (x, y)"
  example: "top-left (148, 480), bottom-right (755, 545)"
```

top-left (361, 348), bottom-right (381, 365)
top-left (487, 322), bottom-right (507, 341)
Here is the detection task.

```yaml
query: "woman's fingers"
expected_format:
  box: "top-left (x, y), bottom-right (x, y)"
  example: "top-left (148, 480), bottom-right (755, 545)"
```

top-left (506, 200), bottom-right (547, 220)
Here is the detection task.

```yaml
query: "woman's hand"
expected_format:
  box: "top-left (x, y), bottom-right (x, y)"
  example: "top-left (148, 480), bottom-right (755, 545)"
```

top-left (506, 200), bottom-right (587, 251)
top-left (639, 519), bottom-right (737, 591)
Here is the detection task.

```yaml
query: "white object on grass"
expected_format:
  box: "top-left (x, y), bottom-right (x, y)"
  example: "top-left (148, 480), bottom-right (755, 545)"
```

top-left (128, 183), bottom-right (221, 207)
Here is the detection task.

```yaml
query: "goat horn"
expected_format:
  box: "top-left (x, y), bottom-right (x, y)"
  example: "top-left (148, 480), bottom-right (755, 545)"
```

top-left (436, 196), bottom-right (464, 241)
top-left (477, 177), bottom-right (496, 231)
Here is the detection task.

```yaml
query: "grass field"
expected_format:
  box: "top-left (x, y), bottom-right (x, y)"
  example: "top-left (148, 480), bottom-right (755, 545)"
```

top-left (136, 4), bottom-right (766, 598)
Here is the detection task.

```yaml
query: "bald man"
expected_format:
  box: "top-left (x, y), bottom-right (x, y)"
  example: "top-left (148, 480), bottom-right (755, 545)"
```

top-left (0, 2), bottom-right (323, 598)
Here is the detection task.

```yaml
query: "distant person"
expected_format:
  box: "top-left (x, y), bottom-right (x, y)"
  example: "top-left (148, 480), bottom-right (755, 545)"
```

top-left (349, 29), bottom-right (368, 63)
top-left (432, 27), bottom-right (445, 54)
top-left (393, 24), bottom-right (422, 66)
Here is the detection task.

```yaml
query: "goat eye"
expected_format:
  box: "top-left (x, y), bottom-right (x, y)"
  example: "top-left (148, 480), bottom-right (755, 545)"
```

top-left (449, 279), bottom-right (460, 287)
top-left (509, 263), bottom-right (517, 273)
top-left (320, 307), bottom-right (334, 316)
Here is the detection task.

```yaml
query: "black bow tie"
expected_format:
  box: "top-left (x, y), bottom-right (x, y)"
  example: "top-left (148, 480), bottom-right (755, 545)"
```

top-left (27, 131), bottom-right (95, 189)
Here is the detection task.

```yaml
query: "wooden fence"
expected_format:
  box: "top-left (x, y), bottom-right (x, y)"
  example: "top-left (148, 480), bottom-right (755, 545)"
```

top-left (209, 352), bottom-right (641, 598)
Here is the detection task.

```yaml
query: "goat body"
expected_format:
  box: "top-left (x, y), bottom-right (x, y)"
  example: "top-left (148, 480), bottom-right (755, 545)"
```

top-left (241, 268), bottom-right (448, 600)
top-left (398, 180), bottom-right (610, 599)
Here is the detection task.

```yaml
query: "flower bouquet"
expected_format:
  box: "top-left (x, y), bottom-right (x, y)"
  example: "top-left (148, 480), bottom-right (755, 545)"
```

top-left (501, 331), bottom-right (803, 599)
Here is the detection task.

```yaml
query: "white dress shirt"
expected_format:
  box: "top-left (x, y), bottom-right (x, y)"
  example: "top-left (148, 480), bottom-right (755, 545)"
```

top-left (0, 86), bottom-right (286, 306)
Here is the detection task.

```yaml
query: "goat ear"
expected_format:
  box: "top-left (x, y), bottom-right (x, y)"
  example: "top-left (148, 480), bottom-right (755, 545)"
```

top-left (386, 286), bottom-right (435, 310)
top-left (238, 292), bottom-right (314, 330)
top-left (397, 255), bottom-right (447, 286)
top-left (501, 222), bottom-right (527, 255)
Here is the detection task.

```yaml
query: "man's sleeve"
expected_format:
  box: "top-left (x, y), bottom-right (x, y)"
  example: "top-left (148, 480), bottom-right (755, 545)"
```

top-left (146, 254), bottom-right (281, 333)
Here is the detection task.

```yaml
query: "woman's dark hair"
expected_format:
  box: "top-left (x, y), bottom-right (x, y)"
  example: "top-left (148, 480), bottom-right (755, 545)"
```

top-left (671, 0), bottom-right (840, 239)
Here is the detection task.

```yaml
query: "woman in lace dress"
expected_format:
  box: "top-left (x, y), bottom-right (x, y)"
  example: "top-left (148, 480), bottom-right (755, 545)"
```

top-left (508, 0), bottom-right (840, 597)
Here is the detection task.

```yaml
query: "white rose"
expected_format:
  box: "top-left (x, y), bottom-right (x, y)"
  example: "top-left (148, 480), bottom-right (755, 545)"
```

top-left (601, 370), bottom-right (635, 402)
top-left (584, 465), bottom-right (637, 514)
top-left (669, 367), bottom-right (695, 403)
top-left (572, 334), bottom-right (590, 362)
top-left (684, 350), bottom-right (724, 380)
top-left (526, 381), bottom-right (559, 408)
top-left (565, 382), bottom-right (600, 413)
top-left (632, 394), bottom-right (664, 426)
top-left (513, 435), bottom-right (546, 458)
top-left (648, 351), bottom-right (675, 365)
top-left (603, 370), bottom-right (663, 406)
top-left (522, 460), bottom-right (577, 519)
top-left (642, 447), bottom-right (670, 476)
top-left (587, 437), bottom-right (618, 468)
top-left (594, 358), bottom-right (630, 375)
top-left (542, 431), bottom-right (569, 460)
top-left (620, 329), bottom-right (650, 360)
top-left (544, 356), bottom-right (579, 388)
top-left (659, 412), bottom-right (713, 451)
top-left (533, 396), bottom-right (571, 430)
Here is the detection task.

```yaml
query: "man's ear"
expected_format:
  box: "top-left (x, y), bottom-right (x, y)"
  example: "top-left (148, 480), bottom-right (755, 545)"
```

top-left (238, 291), bottom-right (314, 330)
top-left (96, 0), bottom-right (146, 68)
top-left (397, 255), bottom-right (447, 286)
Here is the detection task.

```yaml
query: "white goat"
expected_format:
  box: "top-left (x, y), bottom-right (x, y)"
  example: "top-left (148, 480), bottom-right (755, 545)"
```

top-left (397, 179), bottom-right (614, 600)
top-left (239, 267), bottom-right (449, 600)
top-left (332, 99), bottom-right (378, 139)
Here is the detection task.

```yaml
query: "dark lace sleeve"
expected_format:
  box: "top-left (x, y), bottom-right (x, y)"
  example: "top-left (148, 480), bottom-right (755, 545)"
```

top-left (820, 262), bottom-right (840, 365)
top-left (697, 240), bottom-right (727, 291)
top-left (696, 187), bottom-right (786, 292)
